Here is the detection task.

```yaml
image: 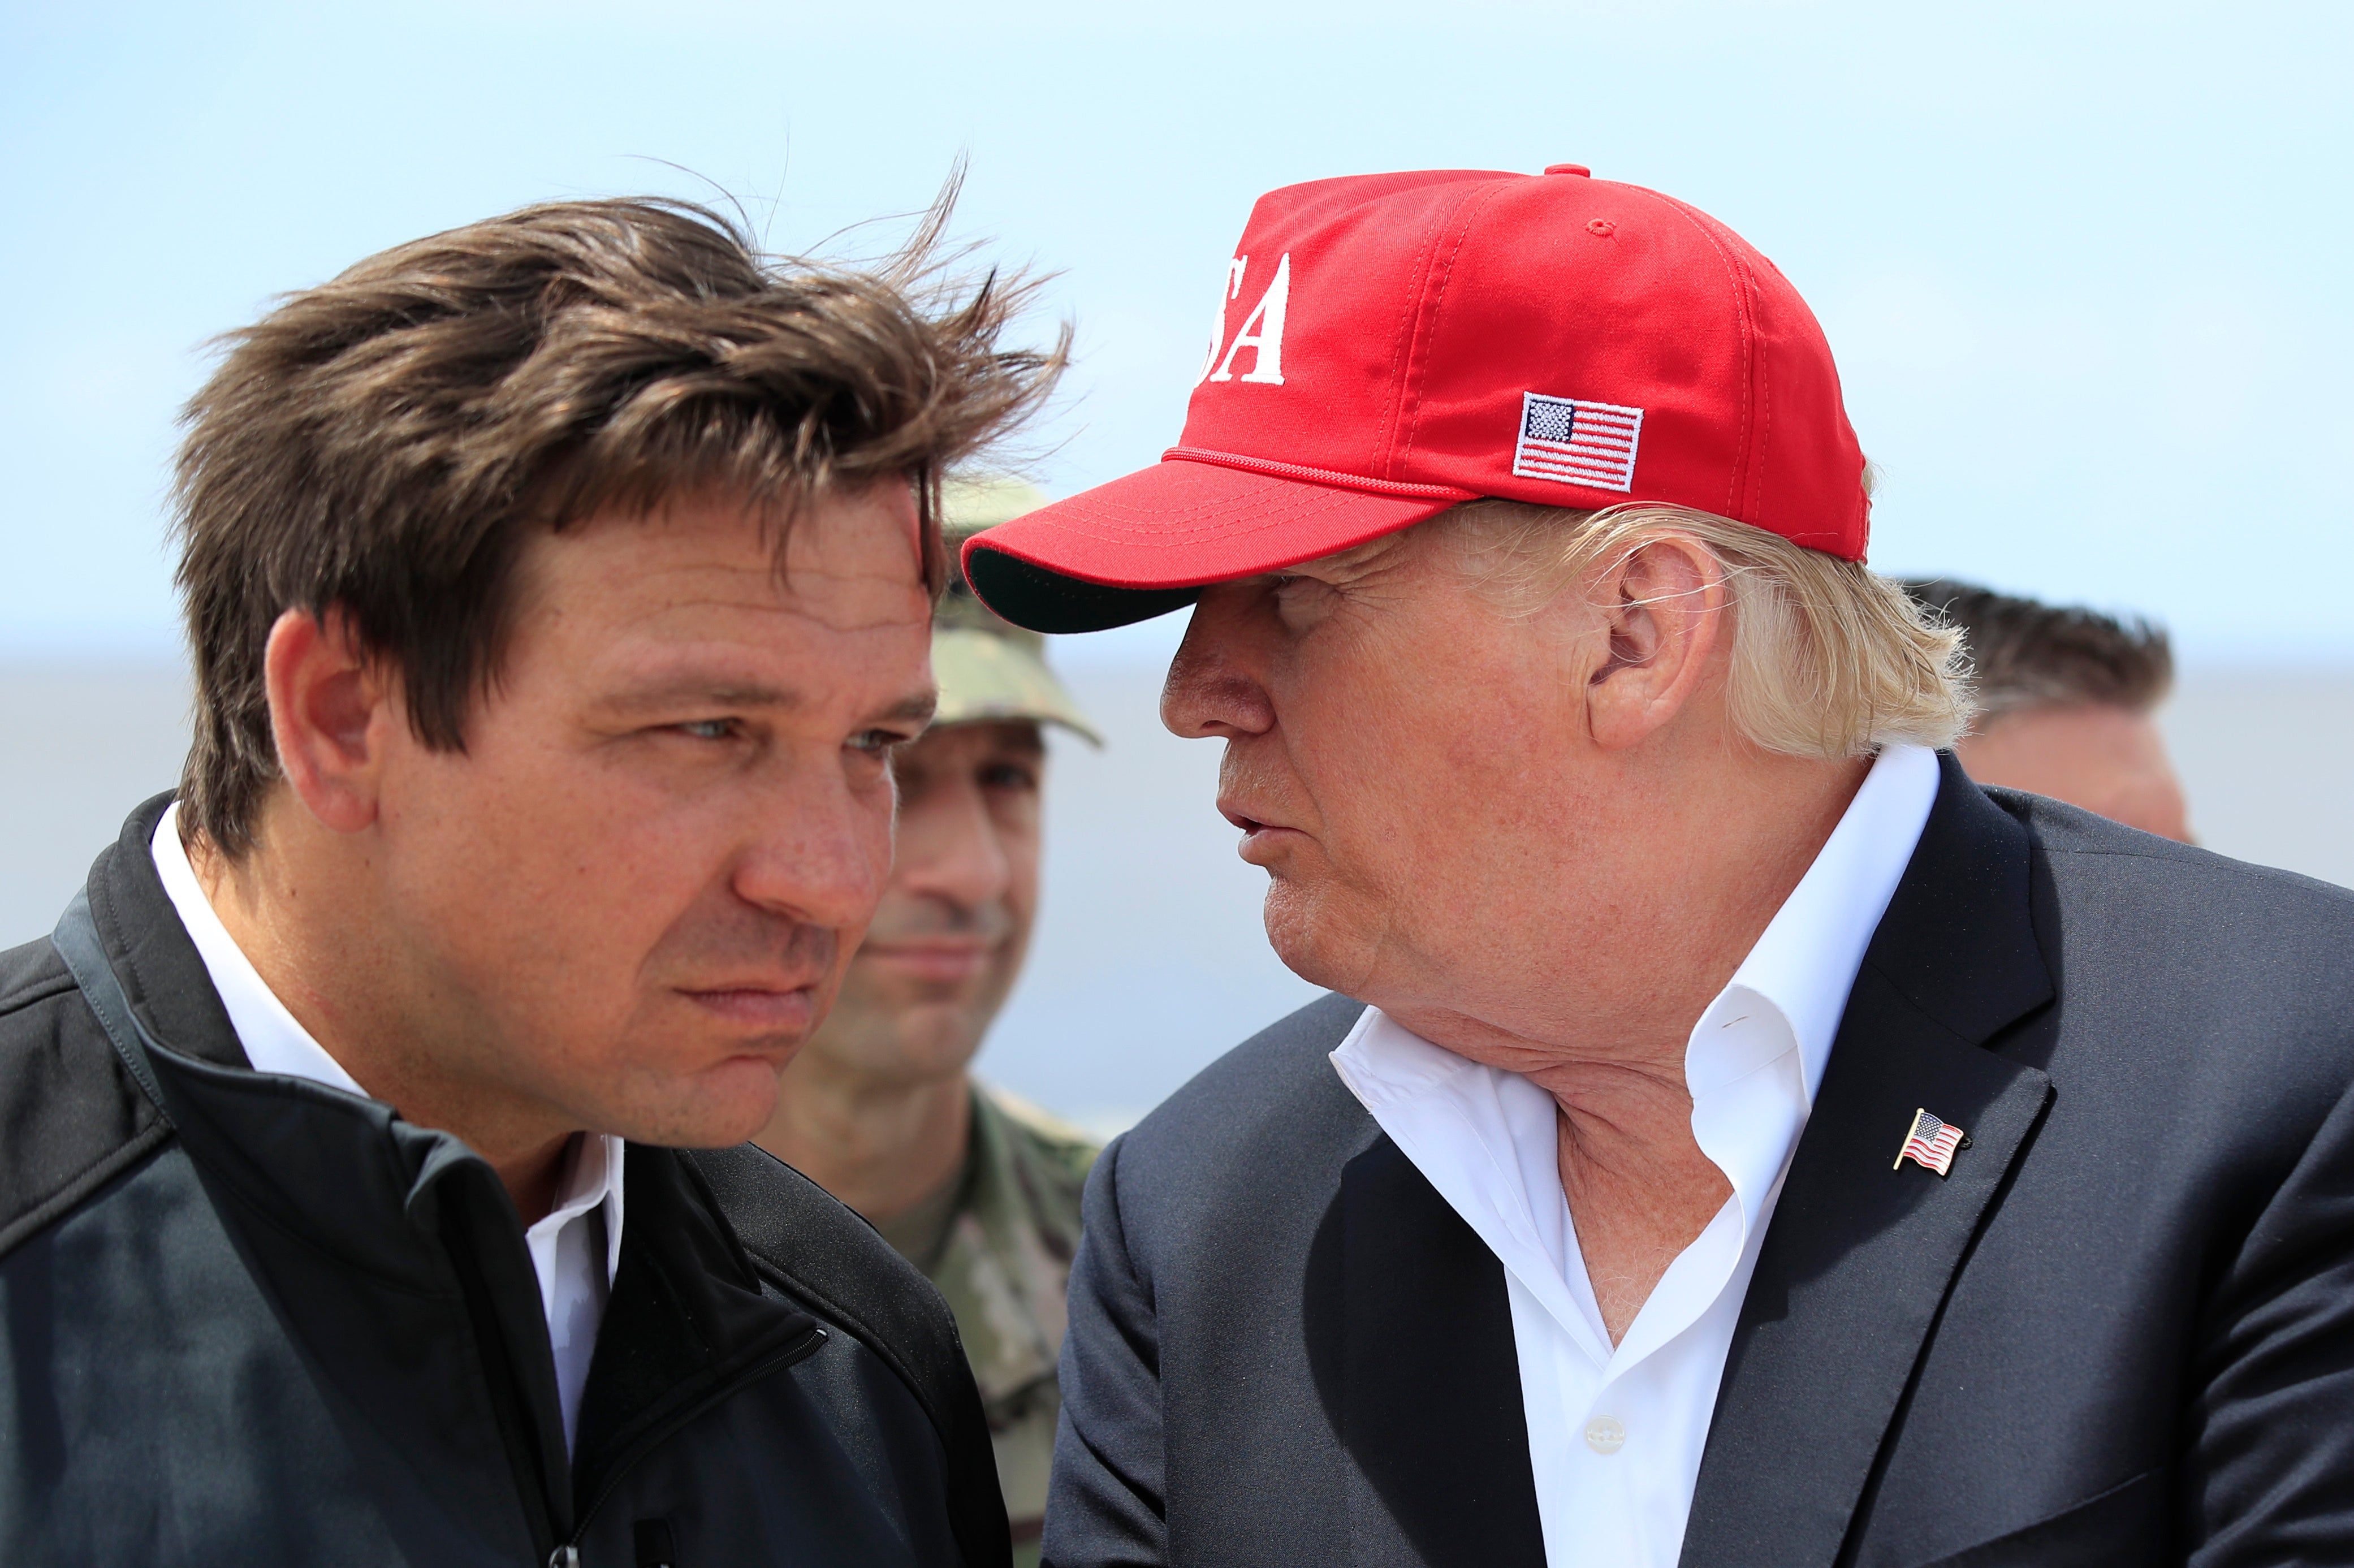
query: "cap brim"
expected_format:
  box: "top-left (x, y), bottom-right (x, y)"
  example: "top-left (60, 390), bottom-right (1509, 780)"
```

top-left (929, 627), bottom-right (1103, 747)
top-left (961, 457), bottom-right (1462, 634)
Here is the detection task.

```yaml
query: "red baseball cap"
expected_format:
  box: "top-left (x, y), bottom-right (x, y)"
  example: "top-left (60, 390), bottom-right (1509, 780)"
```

top-left (964, 165), bottom-right (1871, 633)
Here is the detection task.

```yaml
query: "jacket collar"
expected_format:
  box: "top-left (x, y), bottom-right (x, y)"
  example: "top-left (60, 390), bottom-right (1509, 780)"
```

top-left (89, 793), bottom-right (247, 1071)
top-left (571, 1147), bottom-right (824, 1516)
top-left (84, 794), bottom-right (538, 1301)
top-left (149, 798), bottom-right (368, 1093)
top-left (69, 794), bottom-right (822, 1536)
top-left (1678, 752), bottom-right (2057, 1565)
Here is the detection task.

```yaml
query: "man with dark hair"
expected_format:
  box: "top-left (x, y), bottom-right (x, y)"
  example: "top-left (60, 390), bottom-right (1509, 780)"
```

top-left (759, 477), bottom-right (1102, 1568)
top-left (1906, 578), bottom-right (2191, 841)
top-left (0, 197), bottom-right (1057, 1566)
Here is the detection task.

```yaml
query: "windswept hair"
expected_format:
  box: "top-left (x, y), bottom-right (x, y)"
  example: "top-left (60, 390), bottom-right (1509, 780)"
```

top-left (174, 192), bottom-right (1064, 854)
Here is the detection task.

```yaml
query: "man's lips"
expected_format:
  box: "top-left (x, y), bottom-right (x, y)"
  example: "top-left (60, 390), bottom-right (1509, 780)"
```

top-left (1220, 800), bottom-right (1272, 833)
top-left (677, 983), bottom-right (821, 1031)
top-left (1220, 801), bottom-right (1307, 862)
top-left (858, 940), bottom-right (1001, 984)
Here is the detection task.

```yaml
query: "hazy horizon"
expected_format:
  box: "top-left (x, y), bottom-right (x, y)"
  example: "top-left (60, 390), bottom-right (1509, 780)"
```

top-left (10, 653), bottom-right (2351, 1129)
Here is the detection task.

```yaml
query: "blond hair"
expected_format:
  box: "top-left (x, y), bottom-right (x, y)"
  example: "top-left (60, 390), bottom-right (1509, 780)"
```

top-left (1442, 498), bottom-right (1973, 759)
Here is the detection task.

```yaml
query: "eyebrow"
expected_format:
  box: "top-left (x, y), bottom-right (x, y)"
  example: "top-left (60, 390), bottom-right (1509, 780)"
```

top-left (595, 680), bottom-right (935, 729)
top-left (597, 679), bottom-right (805, 716)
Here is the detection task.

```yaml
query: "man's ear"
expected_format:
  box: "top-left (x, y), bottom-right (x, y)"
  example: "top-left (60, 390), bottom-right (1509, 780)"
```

top-left (263, 607), bottom-right (399, 835)
top-left (1583, 535), bottom-right (1730, 752)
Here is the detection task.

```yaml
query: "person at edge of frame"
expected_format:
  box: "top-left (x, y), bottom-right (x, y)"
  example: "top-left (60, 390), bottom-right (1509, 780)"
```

top-left (964, 164), bottom-right (2354, 1565)
top-left (0, 194), bottom-right (1064, 1568)
top-left (1905, 577), bottom-right (2191, 842)
top-left (759, 475), bottom-right (1104, 1567)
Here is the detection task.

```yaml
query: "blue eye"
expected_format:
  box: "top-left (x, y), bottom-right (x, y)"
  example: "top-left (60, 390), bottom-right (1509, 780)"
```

top-left (677, 719), bottom-right (735, 741)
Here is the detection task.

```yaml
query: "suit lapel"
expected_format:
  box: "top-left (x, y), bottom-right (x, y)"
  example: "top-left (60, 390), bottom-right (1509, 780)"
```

top-left (1680, 757), bottom-right (2056, 1567)
top-left (1324, 1135), bottom-right (1548, 1568)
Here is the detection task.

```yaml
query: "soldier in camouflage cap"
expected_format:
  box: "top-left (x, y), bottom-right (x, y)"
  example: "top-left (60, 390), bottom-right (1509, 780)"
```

top-left (759, 478), bottom-right (1100, 1563)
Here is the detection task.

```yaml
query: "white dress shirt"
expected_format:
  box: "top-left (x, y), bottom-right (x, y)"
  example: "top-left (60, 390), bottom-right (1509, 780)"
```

top-left (150, 803), bottom-right (625, 1453)
top-left (1328, 743), bottom-right (1940, 1567)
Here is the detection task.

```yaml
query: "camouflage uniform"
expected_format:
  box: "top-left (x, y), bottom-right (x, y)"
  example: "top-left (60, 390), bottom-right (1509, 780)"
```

top-left (908, 476), bottom-right (1104, 1561)
top-left (884, 1086), bottom-right (1099, 1565)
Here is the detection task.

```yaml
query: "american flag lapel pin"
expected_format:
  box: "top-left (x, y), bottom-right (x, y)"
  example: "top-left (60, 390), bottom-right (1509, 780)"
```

top-left (1894, 1108), bottom-right (1971, 1176)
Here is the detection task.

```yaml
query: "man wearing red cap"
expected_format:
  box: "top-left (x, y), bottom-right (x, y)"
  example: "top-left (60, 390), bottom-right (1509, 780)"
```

top-left (965, 168), bottom-right (2354, 1565)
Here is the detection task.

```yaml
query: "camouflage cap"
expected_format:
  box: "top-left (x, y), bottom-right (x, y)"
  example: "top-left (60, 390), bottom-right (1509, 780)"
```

top-left (935, 477), bottom-right (1102, 746)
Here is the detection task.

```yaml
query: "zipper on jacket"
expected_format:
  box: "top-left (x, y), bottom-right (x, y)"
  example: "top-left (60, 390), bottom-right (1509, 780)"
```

top-left (551, 1320), bottom-right (831, 1562)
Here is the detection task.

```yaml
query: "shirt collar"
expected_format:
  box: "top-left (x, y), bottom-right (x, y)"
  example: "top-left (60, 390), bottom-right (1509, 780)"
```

top-left (1679, 741), bottom-right (1941, 1232)
top-left (1707, 741), bottom-right (1942, 1109)
top-left (152, 801), bottom-right (369, 1098)
top-left (532, 1124), bottom-right (628, 1291)
top-left (1331, 742), bottom-right (1941, 1269)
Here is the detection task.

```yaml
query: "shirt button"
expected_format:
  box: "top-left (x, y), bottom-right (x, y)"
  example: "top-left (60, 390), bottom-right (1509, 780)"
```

top-left (1584, 1415), bottom-right (1626, 1455)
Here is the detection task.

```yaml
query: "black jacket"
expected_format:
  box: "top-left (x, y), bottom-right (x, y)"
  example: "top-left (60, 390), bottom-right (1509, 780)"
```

top-left (1046, 758), bottom-right (2354, 1567)
top-left (0, 795), bottom-right (1011, 1568)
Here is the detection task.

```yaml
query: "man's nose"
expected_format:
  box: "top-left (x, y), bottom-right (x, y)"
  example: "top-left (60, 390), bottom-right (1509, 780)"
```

top-left (895, 780), bottom-right (1013, 913)
top-left (1161, 584), bottom-right (1276, 741)
top-left (733, 770), bottom-right (889, 931)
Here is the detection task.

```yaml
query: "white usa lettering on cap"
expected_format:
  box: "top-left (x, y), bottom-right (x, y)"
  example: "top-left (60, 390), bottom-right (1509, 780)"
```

top-left (1197, 253), bottom-right (1292, 387)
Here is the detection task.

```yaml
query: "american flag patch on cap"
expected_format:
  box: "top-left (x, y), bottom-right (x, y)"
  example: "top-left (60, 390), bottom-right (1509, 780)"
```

top-left (1512, 393), bottom-right (1644, 491)
top-left (1894, 1108), bottom-right (1968, 1177)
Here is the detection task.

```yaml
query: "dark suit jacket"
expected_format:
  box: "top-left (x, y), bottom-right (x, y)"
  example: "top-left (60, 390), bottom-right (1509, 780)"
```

top-left (1045, 758), bottom-right (2354, 1567)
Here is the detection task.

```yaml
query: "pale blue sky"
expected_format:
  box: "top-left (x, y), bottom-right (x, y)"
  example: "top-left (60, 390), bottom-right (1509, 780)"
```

top-left (6, 0), bottom-right (2348, 665)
